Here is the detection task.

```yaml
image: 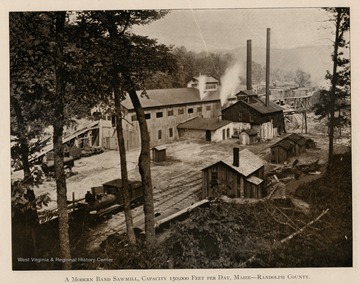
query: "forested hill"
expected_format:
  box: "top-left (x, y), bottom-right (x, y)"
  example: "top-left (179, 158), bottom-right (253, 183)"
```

top-left (228, 44), bottom-right (333, 86)
top-left (143, 44), bottom-right (333, 90)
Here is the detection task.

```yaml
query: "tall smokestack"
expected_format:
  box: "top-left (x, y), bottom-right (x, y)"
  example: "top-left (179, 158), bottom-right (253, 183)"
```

top-left (246, 39), bottom-right (252, 91)
top-left (265, 28), bottom-right (270, 107)
top-left (233, 147), bottom-right (239, 167)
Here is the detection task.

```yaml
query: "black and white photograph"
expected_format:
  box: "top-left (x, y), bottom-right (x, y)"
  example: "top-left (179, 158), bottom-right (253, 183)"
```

top-left (1, 0), bottom-right (358, 283)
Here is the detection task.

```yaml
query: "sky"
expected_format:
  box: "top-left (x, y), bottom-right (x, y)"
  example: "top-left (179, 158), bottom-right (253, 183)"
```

top-left (132, 8), bottom-right (334, 52)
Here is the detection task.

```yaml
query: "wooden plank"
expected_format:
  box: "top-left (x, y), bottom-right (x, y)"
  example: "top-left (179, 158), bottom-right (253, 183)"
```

top-left (155, 199), bottom-right (209, 228)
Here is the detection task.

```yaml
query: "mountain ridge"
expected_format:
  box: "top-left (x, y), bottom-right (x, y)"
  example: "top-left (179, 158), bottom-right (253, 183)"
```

top-left (223, 44), bottom-right (334, 86)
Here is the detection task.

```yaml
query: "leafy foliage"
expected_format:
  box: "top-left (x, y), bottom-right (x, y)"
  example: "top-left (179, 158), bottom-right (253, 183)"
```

top-left (10, 12), bottom-right (107, 176)
top-left (142, 46), bottom-right (235, 89)
top-left (313, 8), bottom-right (350, 167)
top-left (71, 10), bottom-right (180, 243)
top-left (79, 152), bottom-right (351, 269)
top-left (294, 69), bottom-right (311, 87)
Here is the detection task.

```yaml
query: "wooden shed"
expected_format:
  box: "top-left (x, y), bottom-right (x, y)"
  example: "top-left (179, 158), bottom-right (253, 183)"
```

top-left (152, 145), bottom-right (167, 162)
top-left (221, 90), bottom-right (285, 140)
top-left (239, 128), bottom-right (259, 145)
top-left (284, 133), bottom-right (306, 155)
top-left (177, 117), bottom-right (233, 142)
top-left (201, 148), bottom-right (265, 199)
top-left (270, 139), bottom-right (295, 164)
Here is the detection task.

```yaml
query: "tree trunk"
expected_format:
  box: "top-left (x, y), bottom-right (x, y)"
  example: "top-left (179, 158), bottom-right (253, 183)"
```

top-left (53, 11), bottom-right (72, 269)
top-left (11, 97), bottom-right (31, 180)
top-left (338, 109), bottom-right (342, 137)
top-left (123, 73), bottom-right (155, 243)
top-left (113, 77), bottom-right (136, 245)
top-left (106, 18), bottom-right (137, 245)
top-left (328, 10), bottom-right (341, 170)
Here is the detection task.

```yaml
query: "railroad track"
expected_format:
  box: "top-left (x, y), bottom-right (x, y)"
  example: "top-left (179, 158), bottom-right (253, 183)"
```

top-left (153, 177), bottom-right (202, 203)
top-left (86, 172), bottom-right (203, 250)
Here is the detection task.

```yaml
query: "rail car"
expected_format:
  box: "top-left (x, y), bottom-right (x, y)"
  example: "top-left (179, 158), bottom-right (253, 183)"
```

top-left (87, 179), bottom-right (144, 220)
top-left (37, 178), bottom-right (144, 225)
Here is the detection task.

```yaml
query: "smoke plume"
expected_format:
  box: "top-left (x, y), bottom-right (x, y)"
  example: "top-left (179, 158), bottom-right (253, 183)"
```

top-left (198, 75), bottom-right (209, 100)
top-left (220, 63), bottom-right (242, 106)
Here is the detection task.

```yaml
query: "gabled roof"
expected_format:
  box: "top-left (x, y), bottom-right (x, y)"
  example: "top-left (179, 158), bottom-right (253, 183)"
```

top-left (243, 96), bottom-right (283, 114)
top-left (177, 117), bottom-right (232, 131)
top-left (238, 90), bottom-right (258, 97)
top-left (285, 133), bottom-right (306, 146)
top-left (222, 95), bottom-right (283, 115)
top-left (192, 76), bottom-right (219, 83)
top-left (226, 85), bottom-right (247, 98)
top-left (121, 88), bottom-right (220, 110)
top-left (201, 149), bottom-right (264, 177)
top-left (272, 139), bottom-right (294, 150)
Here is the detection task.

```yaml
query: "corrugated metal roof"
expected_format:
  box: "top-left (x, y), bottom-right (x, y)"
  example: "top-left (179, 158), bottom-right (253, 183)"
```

top-left (121, 88), bottom-right (220, 110)
top-left (202, 149), bottom-right (264, 177)
top-left (177, 117), bottom-right (232, 131)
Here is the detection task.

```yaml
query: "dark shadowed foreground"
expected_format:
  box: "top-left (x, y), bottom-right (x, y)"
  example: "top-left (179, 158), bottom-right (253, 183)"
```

top-left (70, 151), bottom-right (351, 269)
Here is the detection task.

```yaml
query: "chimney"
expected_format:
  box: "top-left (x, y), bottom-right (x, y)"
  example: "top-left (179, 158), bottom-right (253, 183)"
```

top-left (233, 147), bottom-right (239, 167)
top-left (265, 28), bottom-right (270, 107)
top-left (246, 39), bottom-right (252, 91)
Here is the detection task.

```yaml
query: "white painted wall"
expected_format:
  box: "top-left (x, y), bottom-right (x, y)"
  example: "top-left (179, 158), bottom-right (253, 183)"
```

top-left (99, 101), bottom-right (222, 150)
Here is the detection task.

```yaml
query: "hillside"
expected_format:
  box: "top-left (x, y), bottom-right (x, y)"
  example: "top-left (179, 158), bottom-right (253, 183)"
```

top-left (228, 45), bottom-right (333, 86)
top-left (81, 151), bottom-right (351, 269)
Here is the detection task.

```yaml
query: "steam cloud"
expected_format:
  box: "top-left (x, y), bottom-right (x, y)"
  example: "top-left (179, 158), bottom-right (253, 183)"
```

top-left (198, 75), bottom-right (209, 100)
top-left (220, 63), bottom-right (243, 106)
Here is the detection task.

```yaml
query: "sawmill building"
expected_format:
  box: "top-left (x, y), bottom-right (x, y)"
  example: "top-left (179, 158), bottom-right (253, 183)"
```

top-left (222, 90), bottom-right (285, 140)
top-left (94, 86), bottom-right (222, 150)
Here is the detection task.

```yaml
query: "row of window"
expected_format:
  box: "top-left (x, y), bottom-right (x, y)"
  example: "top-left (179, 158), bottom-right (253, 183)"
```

top-left (131, 105), bottom-right (212, 121)
top-left (205, 84), bottom-right (217, 90)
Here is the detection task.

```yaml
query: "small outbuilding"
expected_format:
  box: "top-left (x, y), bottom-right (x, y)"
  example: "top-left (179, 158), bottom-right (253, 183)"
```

top-left (239, 128), bottom-right (259, 145)
top-left (284, 133), bottom-right (306, 155)
top-left (201, 148), bottom-right (265, 199)
top-left (270, 139), bottom-right (295, 164)
top-left (152, 145), bottom-right (167, 162)
top-left (177, 117), bottom-right (233, 142)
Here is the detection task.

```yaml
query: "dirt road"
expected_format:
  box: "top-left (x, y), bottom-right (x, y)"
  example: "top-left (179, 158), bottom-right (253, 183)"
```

top-left (16, 115), bottom-right (349, 251)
